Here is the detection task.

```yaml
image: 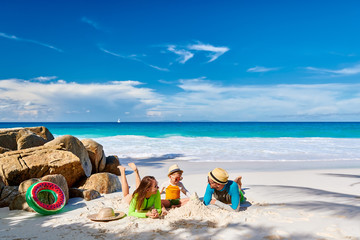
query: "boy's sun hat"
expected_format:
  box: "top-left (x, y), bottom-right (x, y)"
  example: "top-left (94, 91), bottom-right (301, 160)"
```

top-left (168, 164), bottom-right (183, 176)
top-left (208, 168), bottom-right (229, 185)
top-left (88, 207), bottom-right (126, 222)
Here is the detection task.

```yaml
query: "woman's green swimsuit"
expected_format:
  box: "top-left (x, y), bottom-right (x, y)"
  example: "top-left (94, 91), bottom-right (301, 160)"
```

top-left (128, 190), bottom-right (162, 218)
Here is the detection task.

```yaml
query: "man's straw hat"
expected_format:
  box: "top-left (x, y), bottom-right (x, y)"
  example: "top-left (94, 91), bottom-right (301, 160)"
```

top-left (88, 207), bottom-right (126, 222)
top-left (208, 168), bottom-right (229, 185)
top-left (168, 164), bottom-right (183, 176)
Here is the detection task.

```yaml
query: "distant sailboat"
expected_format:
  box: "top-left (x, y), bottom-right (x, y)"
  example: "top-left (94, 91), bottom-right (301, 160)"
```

top-left (117, 118), bottom-right (121, 123)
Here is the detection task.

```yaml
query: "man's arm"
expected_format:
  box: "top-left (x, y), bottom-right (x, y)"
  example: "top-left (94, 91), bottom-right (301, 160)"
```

top-left (213, 200), bottom-right (238, 212)
top-left (203, 184), bottom-right (214, 205)
top-left (228, 182), bottom-right (240, 210)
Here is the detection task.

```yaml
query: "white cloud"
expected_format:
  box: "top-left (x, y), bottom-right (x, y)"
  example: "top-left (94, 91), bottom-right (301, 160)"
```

top-left (81, 17), bottom-right (100, 30)
top-left (187, 42), bottom-right (229, 62)
top-left (148, 65), bottom-right (170, 72)
top-left (306, 64), bottom-right (360, 76)
top-left (0, 32), bottom-right (63, 52)
top-left (247, 66), bottom-right (279, 73)
top-left (100, 47), bottom-right (169, 72)
top-left (166, 42), bottom-right (229, 64)
top-left (146, 111), bottom-right (162, 117)
top-left (167, 45), bottom-right (194, 64)
top-left (32, 76), bottom-right (58, 82)
top-left (0, 78), bottom-right (162, 121)
top-left (147, 78), bottom-right (360, 121)
top-left (2, 77), bottom-right (360, 122)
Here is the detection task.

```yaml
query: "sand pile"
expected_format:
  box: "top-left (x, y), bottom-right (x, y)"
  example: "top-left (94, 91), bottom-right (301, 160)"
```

top-left (164, 194), bottom-right (236, 228)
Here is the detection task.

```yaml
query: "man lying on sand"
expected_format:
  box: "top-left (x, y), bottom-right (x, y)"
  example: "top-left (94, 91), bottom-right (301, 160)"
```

top-left (203, 168), bottom-right (245, 212)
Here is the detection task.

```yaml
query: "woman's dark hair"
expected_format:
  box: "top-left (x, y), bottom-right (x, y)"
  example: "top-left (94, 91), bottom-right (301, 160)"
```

top-left (132, 176), bottom-right (156, 210)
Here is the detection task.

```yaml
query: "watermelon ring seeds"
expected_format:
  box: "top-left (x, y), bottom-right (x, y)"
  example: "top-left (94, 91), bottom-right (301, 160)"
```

top-left (26, 181), bottom-right (66, 215)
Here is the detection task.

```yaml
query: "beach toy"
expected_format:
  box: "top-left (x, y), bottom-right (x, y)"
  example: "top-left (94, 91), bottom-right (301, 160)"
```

top-left (26, 181), bottom-right (66, 215)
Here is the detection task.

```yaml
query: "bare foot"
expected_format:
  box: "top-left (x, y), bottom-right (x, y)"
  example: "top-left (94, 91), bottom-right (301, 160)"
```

top-left (234, 176), bottom-right (242, 190)
top-left (128, 162), bottom-right (137, 172)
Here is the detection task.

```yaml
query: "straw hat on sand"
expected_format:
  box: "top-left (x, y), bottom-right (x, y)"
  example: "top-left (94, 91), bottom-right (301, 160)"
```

top-left (88, 207), bottom-right (126, 222)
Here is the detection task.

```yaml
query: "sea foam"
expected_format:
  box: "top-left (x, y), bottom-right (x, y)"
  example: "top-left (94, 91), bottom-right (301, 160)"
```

top-left (92, 135), bottom-right (360, 164)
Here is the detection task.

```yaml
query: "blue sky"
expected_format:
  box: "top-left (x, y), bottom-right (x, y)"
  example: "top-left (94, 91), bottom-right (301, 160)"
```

top-left (1, 0), bottom-right (360, 122)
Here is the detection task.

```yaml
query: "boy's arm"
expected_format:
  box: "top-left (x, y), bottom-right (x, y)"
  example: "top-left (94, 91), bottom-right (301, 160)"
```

top-left (179, 182), bottom-right (190, 197)
top-left (159, 181), bottom-right (167, 194)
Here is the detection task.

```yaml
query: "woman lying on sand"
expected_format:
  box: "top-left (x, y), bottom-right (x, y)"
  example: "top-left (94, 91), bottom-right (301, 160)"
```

top-left (117, 163), bottom-right (163, 219)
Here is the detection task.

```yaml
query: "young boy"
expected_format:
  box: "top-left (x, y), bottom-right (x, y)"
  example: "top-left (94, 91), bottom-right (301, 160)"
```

top-left (160, 164), bottom-right (190, 208)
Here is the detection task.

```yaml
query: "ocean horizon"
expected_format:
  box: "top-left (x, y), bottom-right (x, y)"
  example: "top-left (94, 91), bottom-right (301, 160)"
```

top-left (1, 121), bottom-right (360, 138)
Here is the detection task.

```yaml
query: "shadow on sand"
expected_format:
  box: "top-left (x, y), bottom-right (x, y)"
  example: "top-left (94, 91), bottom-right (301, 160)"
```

top-left (320, 173), bottom-right (360, 179)
top-left (115, 220), bottom-right (320, 240)
top-left (118, 154), bottom-right (185, 168)
top-left (250, 184), bottom-right (360, 219)
top-left (0, 210), bottom-right (120, 240)
top-left (321, 173), bottom-right (360, 186)
top-left (1, 211), bottom-right (321, 240)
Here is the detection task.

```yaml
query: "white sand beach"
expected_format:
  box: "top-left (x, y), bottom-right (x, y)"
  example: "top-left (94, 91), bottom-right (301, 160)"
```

top-left (1, 160), bottom-right (359, 240)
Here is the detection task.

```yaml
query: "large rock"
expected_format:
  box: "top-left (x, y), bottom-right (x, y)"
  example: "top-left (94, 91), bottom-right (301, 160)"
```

top-left (83, 189), bottom-right (101, 201)
top-left (80, 172), bottom-right (121, 194)
top-left (9, 194), bottom-right (34, 212)
top-left (0, 126), bottom-right (54, 151)
top-left (45, 135), bottom-right (92, 177)
top-left (0, 185), bottom-right (18, 208)
top-left (99, 151), bottom-right (106, 172)
top-left (11, 178), bottom-right (40, 211)
top-left (26, 126), bottom-right (54, 141)
top-left (0, 146), bottom-right (10, 154)
top-left (69, 188), bottom-right (85, 198)
top-left (18, 178), bottom-right (40, 194)
top-left (0, 131), bottom-right (17, 150)
top-left (69, 188), bottom-right (101, 201)
top-left (17, 129), bottom-right (47, 150)
top-left (0, 146), bottom-right (85, 187)
top-left (103, 155), bottom-right (121, 175)
top-left (81, 139), bottom-right (106, 173)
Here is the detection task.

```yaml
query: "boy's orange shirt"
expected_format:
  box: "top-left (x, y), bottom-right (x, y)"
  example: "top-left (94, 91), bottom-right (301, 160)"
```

top-left (160, 180), bottom-right (189, 200)
top-left (165, 184), bottom-right (181, 199)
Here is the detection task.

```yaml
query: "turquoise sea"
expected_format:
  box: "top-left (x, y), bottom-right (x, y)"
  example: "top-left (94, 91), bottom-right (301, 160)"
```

top-left (1, 122), bottom-right (360, 138)
top-left (2, 122), bottom-right (360, 170)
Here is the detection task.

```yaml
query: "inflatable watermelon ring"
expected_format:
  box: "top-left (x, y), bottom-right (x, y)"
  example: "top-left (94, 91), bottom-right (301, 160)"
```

top-left (26, 181), bottom-right (66, 215)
